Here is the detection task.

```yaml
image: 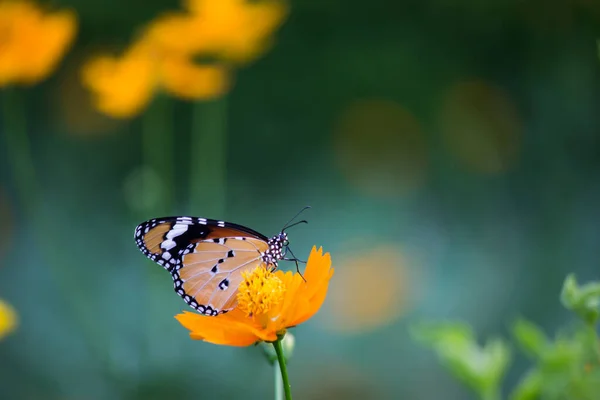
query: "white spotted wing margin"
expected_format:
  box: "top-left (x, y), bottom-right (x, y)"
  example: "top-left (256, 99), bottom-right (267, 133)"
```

top-left (134, 216), bottom-right (273, 316)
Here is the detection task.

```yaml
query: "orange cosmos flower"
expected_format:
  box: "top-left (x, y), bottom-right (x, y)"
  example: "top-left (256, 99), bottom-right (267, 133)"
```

top-left (176, 246), bottom-right (334, 346)
top-left (0, 0), bottom-right (77, 87)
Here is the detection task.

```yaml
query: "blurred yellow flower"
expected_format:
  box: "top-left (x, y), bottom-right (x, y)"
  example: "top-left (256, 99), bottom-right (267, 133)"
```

top-left (334, 99), bottom-right (428, 198)
top-left (81, 41), bottom-right (157, 119)
top-left (438, 79), bottom-right (522, 174)
top-left (82, 20), bottom-right (231, 118)
top-left (82, 0), bottom-right (286, 118)
top-left (176, 246), bottom-right (334, 346)
top-left (0, 299), bottom-right (17, 340)
top-left (160, 56), bottom-right (230, 100)
top-left (153, 0), bottom-right (288, 64)
top-left (0, 0), bottom-right (77, 87)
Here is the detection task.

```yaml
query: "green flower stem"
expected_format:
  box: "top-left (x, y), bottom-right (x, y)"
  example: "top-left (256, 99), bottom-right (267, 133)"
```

top-left (2, 88), bottom-right (36, 211)
top-left (190, 98), bottom-right (227, 216)
top-left (273, 336), bottom-right (293, 400)
top-left (142, 95), bottom-right (174, 214)
top-left (274, 353), bottom-right (284, 400)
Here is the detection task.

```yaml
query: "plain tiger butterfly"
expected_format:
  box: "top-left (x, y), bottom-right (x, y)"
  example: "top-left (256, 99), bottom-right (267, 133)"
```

top-left (134, 207), bottom-right (309, 316)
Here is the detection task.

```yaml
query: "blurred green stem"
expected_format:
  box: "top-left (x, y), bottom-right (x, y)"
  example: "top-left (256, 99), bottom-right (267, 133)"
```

top-left (2, 88), bottom-right (37, 211)
top-left (140, 96), bottom-right (175, 365)
top-left (273, 336), bottom-right (292, 400)
top-left (587, 324), bottom-right (600, 365)
top-left (1, 88), bottom-right (116, 382)
top-left (190, 97), bottom-right (227, 216)
top-left (142, 95), bottom-right (174, 214)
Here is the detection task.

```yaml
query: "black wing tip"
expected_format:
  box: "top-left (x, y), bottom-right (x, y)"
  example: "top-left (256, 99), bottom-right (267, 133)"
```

top-left (133, 216), bottom-right (207, 238)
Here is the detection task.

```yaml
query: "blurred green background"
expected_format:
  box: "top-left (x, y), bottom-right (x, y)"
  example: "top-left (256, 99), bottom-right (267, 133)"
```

top-left (1, 0), bottom-right (600, 398)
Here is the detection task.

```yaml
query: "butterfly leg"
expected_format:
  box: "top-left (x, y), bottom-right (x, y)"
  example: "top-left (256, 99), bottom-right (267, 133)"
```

top-left (284, 247), bottom-right (307, 282)
top-left (285, 258), bottom-right (307, 282)
top-left (284, 246), bottom-right (306, 263)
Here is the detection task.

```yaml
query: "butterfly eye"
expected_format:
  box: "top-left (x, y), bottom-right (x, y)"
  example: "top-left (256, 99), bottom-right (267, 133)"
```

top-left (283, 239), bottom-right (289, 247)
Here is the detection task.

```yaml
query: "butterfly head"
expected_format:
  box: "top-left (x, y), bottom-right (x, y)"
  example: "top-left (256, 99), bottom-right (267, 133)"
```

top-left (280, 231), bottom-right (290, 247)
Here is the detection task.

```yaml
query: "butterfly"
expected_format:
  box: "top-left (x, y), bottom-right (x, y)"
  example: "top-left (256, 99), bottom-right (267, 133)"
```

top-left (134, 207), bottom-right (309, 316)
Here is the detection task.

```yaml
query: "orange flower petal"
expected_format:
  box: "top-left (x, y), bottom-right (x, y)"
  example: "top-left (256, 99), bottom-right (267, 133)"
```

top-left (175, 311), bottom-right (259, 346)
top-left (271, 271), bottom-right (304, 329)
top-left (304, 247), bottom-right (332, 288)
top-left (290, 247), bottom-right (334, 326)
top-left (293, 274), bottom-right (333, 326)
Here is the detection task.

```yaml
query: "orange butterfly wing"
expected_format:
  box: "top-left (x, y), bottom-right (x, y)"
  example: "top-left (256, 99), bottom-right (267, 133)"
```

top-left (134, 217), bottom-right (270, 315)
top-left (176, 237), bottom-right (269, 314)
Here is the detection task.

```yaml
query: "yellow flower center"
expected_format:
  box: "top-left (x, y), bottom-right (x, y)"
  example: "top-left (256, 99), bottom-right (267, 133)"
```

top-left (237, 266), bottom-right (285, 318)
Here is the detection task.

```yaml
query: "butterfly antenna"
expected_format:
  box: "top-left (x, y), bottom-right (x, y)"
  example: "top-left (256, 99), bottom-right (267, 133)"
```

top-left (282, 219), bottom-right (308, 232)
top-left (282, 205), bottom-right (311, 231)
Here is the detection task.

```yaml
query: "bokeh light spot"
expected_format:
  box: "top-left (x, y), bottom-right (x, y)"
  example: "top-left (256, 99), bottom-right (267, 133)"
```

top-left (298, 362), bottom-right (381, 400)
top-left (333, 99), bottom-right (428, 198)
top-left (123, 165), bottom-right (166, 214)
top-left (438, 80), bottom-right (522, 174)
top-left (0, 299), bottom-right (17, 340)
top-left (324, 242), bottom-right (414, 334)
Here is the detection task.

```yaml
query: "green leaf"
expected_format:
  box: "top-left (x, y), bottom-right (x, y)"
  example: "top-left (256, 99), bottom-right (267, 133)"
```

top-left (480, 338), bottom-right (512, 397)
top-left (512, 318), bottom-right (548, 358)
top-left (561, 274), bottom-right (580, 310)
top-left (560, 274), bottom-right (600, 325)
top-left (411, 321), bottom-right (474, 345)
top-left (541, 338), bottom-right (582, 370)
top-left (411, 321), bottom-right (511, 400)
top-left (509, 369), bottom-right (542, 400)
